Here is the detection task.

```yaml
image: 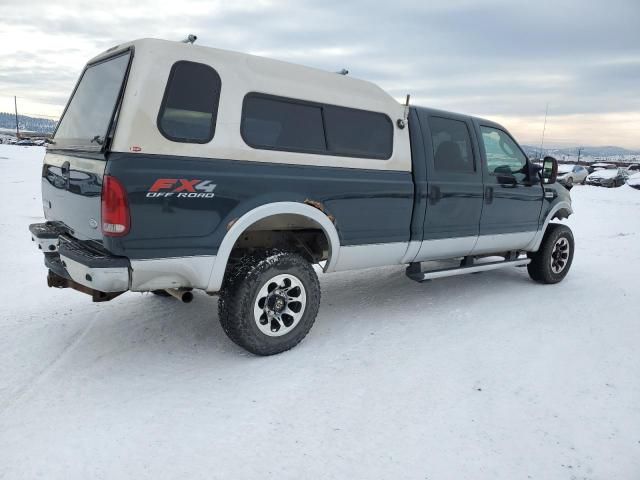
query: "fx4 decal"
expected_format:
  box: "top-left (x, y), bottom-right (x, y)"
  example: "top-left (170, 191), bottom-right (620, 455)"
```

top-left (146, 179), bottom-right (217, 198)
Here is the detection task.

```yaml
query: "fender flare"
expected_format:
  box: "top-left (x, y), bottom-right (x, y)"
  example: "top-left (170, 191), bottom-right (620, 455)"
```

top-left (526, 201), bottom-right (573, 252)
top-left (206, 202), bottom-right (341, 292)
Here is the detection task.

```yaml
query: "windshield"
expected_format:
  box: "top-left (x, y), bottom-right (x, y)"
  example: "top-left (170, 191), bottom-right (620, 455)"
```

top-left (53, 51), bottom-right (131, 150)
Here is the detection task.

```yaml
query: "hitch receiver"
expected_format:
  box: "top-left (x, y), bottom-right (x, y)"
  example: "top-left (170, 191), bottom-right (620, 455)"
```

top-left (47, 270), bottom-right (124, 302)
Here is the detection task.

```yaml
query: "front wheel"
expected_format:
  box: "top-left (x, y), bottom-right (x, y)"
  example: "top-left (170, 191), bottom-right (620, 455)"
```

top-left (565, 177), bottom-right (573, 189)
top-left (218, 250), bottom-right (321, 355)
top-left (527, 224), bottom-right (574, 284)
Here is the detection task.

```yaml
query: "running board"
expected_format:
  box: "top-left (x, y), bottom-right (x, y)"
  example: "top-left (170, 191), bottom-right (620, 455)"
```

top-left (406, 257), bottom-right (531, 282)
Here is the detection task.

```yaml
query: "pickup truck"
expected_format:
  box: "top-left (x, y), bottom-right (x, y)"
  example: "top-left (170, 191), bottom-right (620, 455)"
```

top-left (30, 38), bottom-right (574, 355)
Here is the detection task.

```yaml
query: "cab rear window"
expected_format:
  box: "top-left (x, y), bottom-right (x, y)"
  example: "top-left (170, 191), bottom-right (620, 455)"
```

top-left (157, 61), bottom-right (222, 143)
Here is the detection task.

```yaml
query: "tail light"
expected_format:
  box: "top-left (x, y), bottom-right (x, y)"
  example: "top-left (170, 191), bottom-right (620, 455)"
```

top-left (101, 175), bottom-right (130, 236)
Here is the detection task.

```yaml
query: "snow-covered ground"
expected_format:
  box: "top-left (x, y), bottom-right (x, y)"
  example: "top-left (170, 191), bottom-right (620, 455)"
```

top-left (1, 144), bottom-right (639, 479)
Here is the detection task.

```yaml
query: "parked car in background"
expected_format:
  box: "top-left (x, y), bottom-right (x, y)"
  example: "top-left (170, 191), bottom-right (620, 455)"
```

top-left (557, 164), bottom-right (588, 188)
top-left (627, 164), bottom-right (640, 173)
top-left (586, 168), bottom-right (630, 187)
top-left (627, 172), bottom-right (640, 190)
top-left (588, 162), bottom-right (616, 173)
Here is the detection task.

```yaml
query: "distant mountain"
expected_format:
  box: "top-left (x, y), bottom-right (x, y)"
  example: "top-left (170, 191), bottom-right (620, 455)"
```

top-left (0, 112), bottom-right (57, 135)
top-left (522, 145), bottom-right (640, 158)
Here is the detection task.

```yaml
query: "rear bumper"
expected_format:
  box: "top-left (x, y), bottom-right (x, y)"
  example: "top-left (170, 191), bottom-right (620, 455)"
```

top-left (30, 222), bottom-right (130, 294)
top-left (30, 222), bottom-right (216, 297)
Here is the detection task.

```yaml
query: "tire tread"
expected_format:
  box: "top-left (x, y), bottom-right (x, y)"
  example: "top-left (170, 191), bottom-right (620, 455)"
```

top-left (527, 223), bottom-right (574, 284)
top-left (218, 250), bottom-right (320, 355)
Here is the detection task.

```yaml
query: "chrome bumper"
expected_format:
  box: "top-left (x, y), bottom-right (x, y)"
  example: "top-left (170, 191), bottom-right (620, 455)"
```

top-left (30, 222), bottom-right (130, 294)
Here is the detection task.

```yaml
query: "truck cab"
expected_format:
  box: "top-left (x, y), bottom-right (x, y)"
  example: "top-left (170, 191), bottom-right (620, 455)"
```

top-left (30, 38), bottom-right (573, 355)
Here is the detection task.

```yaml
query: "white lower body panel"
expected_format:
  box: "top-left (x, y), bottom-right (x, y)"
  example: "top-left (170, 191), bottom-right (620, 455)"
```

top-left (413, 236), bottom-right (477, 263)
top-left (130, 256), bottom-right (216, 291)
top-left (333, 242), bottom-right (409, 271)
top-left (471, 231), bottom-right (537, 256)
top-left (128, 231), bottom-right (539, 292)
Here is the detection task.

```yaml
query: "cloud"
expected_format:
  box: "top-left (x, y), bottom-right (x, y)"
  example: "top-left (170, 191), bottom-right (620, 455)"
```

top-left (0, 0), bottom-right (638, 147)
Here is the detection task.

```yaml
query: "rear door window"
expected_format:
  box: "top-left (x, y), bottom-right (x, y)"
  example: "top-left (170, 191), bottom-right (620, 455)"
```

top-left (428, 116), bottom-right (475, 173)
top-left (157, 61), bottom-right (222, 143)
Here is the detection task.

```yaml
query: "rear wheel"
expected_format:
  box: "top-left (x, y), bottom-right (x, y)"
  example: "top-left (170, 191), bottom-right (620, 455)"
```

top-left (527, 224), bottom-right (574, 284)
top-left (218, 250), bottom-right (321, 355)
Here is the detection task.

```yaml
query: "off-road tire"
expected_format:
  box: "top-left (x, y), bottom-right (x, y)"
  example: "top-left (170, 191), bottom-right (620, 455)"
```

top-left (565, 177), bottom-right (573, 190)
top-left (527, 223), bottom-right (574, 284)
top-left (218, 250), bottom-right (321, 355)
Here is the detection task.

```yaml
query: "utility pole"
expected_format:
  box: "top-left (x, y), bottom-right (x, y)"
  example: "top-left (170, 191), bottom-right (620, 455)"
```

top-left (14, 96), bottom-right (19, 139)
top-left (576, 147), bottom-right (583, 165)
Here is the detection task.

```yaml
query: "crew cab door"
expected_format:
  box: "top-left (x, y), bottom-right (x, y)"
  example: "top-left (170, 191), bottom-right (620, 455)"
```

top-left (413, 110), bottom-right (484, 261)
top-left (473, 122), bottom-right (543, 254)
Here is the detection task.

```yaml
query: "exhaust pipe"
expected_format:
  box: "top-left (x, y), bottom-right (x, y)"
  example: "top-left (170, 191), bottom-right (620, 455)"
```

top-left (164, 288), bottom-right (194, 303)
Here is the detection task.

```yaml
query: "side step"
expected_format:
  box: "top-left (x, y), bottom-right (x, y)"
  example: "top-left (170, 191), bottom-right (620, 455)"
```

top-left (406, 256), bottom-right (531, 282)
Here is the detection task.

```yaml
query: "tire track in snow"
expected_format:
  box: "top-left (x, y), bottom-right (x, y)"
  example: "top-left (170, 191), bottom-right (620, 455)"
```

top-left (0, 312), bottom-right (99, 418)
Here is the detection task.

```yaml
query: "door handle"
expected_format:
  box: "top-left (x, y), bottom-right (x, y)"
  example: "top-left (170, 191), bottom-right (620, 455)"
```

top-left (485, 186), bottom-right (494, 204)
top-left (428, 185), bottom-right (442, 205)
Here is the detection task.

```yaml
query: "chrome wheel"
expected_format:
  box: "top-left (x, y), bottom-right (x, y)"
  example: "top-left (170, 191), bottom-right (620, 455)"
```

top-left (253, 273), bottom-right (307, 337)
top-left (550, 237), bottom-right (570, 274)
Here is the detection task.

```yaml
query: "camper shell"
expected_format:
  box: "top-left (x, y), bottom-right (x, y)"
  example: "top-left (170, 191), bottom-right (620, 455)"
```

top-left (30, 38), bottom-right (573, 355)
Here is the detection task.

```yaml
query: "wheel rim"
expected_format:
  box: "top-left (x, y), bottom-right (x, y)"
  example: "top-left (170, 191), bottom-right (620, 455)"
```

top-left (550, 237), bottom-right (570, 274)
top-left (566, 177), bottom-right (573, 186)
top-left (253, 274), bottom-right (307, 337)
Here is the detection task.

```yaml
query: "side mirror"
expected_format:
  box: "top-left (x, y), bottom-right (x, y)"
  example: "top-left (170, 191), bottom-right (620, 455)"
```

top-left (542, 156), bottom-right (558, 184)
top-left (527, 161), bottom-right (542, 184)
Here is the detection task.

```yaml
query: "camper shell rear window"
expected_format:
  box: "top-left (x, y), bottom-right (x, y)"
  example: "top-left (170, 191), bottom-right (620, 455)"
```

top-left (53, 50), bottom-right (132, 151)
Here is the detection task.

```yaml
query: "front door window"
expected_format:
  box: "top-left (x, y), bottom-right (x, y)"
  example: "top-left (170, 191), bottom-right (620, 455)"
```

top-left (481, 126), bottom-right (528, 183)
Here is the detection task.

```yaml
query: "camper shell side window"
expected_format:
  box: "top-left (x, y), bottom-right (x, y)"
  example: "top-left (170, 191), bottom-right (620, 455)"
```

top-left (241, 93), bottom-right (393, 160)
top-left (157, 61), bottom-right (222, 144)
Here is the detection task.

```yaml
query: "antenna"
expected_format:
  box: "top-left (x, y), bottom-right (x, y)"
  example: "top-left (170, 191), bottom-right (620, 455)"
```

top-left (538, 103), bottom-right (549, 160)
top-left (402, 94), bottom-right (411, 122)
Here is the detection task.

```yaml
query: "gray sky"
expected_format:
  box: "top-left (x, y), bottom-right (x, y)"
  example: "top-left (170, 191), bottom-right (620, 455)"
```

top-left (1, 0), bottom-right (639, 148)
